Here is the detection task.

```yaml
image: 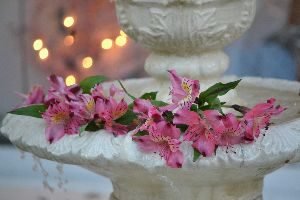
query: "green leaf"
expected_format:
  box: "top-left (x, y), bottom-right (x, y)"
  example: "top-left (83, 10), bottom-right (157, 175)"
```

top-left (151, 100), bottom-right (168, 107)
top-left (134, 130), bottom-right (149, 137)
top-left (190, 104), bottom-right (198, 112)
top-left (80, 124), bottom-right (88, 133)
top-left (115, 110), bottom-right (137, 125)
top-left (79, 124), bottom-right (89, 136)
top-left (140, 92), bottom-right (158, 100)
top-left (199, 97), bottom-right (224, 114)
top-left (193, 148), bottom-right (201, 162)
top-left (176, 124), bottom-right (188, 133)
top-left (198, 80), bottom-right (241, 106)
top-left (9, 104), bottom-right (47, 118)
top-left (85, 121), bottom-right (104, 132)
top-left (79, 75), bottom-right (107, 94)
top-left (162, 111), bottom-right (174, 123)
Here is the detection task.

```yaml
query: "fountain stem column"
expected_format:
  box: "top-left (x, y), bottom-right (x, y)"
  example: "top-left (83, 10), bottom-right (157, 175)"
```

top-left (109, 178), bottom-right (263, 200)
top-left (145, 51), bottom-right (229, 80)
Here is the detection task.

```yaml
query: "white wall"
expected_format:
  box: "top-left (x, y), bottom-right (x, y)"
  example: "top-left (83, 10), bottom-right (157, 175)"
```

top-left (0, 0), bottom-right (49, 119)
top-left (0, 0), bottom-right (25, 118)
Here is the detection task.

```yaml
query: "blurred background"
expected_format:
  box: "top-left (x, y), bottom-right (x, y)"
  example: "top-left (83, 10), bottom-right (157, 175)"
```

top-left (0, 0), bottom-right (300, 199)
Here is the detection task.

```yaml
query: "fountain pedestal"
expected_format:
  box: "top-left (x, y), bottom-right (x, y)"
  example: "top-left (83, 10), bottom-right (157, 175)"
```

top-left (109, 178), bottom-right (263, 200)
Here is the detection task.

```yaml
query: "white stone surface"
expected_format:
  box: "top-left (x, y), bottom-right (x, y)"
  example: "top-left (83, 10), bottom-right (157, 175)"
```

top-left (1, 146), bottom-right (300, 200)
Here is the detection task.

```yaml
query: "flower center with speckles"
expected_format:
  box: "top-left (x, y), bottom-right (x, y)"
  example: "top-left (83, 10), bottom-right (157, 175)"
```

top-left (181, 81), bottom-right (192, 94)
top-left (86, 100), bottom-right (95, 112)
top-left (51, 112), bottom-right (69, 124)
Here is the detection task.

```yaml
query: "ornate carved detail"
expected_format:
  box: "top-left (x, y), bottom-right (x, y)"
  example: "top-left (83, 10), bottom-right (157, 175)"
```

top-left (116, 0), bottom-right (255, 55)
top-left (115, 0), bottom-right (256, 78)
top-left (138, 7), bottom-right (228, 53)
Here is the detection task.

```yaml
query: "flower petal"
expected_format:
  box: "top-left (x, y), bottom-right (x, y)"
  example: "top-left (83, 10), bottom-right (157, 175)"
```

top-left (109, 84), bottom-right (123, 97)
top-left (192, 135), bottom-right (217, 157)
top-left (133, 99), bottom-right (153, 118)
top-left (107, 122), bottom-right (128, 136)
top-left (112, 98), bottom-right (128, 120)
top-left (157, 121), bottom-right (181, 139)
top-left (133, 135), bottom-right (159, 153)
top-left (91, 84), bottom-right (106, 99)
top-left (167, 150), bottom-right (184, 168)
top-left (45, 124), bottom-right (65, 144)
top-left (173, 109), bottom-right (200, 126)
top-left (183, 125), bottom-right (204, 142)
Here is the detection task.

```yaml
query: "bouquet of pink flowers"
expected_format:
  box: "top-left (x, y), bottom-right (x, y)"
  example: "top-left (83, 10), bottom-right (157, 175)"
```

top-left (11, 70), bottom-right (285, 168)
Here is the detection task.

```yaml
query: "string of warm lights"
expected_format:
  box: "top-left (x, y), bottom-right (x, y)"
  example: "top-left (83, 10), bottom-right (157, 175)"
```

top-left (32, 13), bottom-right (128, 86)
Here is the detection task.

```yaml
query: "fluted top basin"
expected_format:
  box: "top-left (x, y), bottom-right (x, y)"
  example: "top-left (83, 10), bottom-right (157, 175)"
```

top-left (1, 77), bottom-right (300, 186)
top-left (115, 0), bottom-right (258, 80)
top-left (115, 0), bottom-right (256, 54)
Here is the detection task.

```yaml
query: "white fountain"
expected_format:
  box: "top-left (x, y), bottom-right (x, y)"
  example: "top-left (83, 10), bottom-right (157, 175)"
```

top-left (1, 0), bottom-right (300, 200)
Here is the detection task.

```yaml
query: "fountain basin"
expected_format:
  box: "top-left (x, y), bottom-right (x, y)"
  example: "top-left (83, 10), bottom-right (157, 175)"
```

top-left (115, 0), bottom-right (256, 79)
top-left (1, 77), bottom-right (300, 200)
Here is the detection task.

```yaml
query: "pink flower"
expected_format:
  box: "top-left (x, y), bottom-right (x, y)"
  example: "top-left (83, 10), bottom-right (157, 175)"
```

top-left (95, 97), bottom-right (128, 136)
top-left (133, 99), bottom-right (163, 132)
top-left (42, 102), bottom-right (82, 143)
top-left (18, 85), bottom-right (45, 106)
top-left (174, 109), bottom-right (218, 157)
top-left (46, 75), bottom-right (81, 104)
top-left (242, 98), bottom-right (285, 141)
top-left (164, 70), bottom-right (200, 110)
top-left (109, 84), bottom-right (124, 98)
top-left (70, 94), bottom-right (96, 122)
top-left (91, 84), bottom-right (106, 100)
top-left (133, 121), bottom-right (183, 168)
top-left (91, 84), bottom-right (123, 100)
top-left (204, 111), bottom-right (243, 147)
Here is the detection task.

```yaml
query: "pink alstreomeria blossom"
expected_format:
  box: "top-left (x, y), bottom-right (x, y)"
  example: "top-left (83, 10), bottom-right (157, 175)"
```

top-left (91, 84), bottom-right (106, 100)
top-left (204, 110), bottom-right (244, 147)
top-left (18, 85), bottom-right (45, 106)
top-left (174, 109), bottom-right (218, 157)
top-left (95, 97), bottom-right (129, 136)
top-left (70, 94), bottom-right (96, 122)
top-left (133, 121), bottom-right (183, 168)
top-left (46, 75), bottom-right (81, 104)
top-left (164, 70), bottom-right (200, 111)
top-left (91, 84), bottom-right (123, 100)
top-left (133, 99), bottom-right (163, 133)
top-left (242, 98), bottom-right (286, 141)
top-left (42, 101), bottom-right (82, 143)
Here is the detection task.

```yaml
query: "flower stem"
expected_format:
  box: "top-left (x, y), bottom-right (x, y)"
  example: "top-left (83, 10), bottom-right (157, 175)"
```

top-left (222, 104), bottom-right (250, 114)
top-left (222, 105), bottom-right (233, 108)
top-left (118, 80), bottom-right (136, 100)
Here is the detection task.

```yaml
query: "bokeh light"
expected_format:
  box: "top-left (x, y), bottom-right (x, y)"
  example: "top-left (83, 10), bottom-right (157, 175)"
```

top-left (120, 30), bottom-right (127, 37)
top-left (64, 35), bottom-right (75, 46)
top-left (115, 36), bottom-right (127, 47)
top-left (101, 38), bottom-right (113, 50)
top-left (82, 56), bottom-right (93, 69)
top-left (33, 39), bottom-right (43, 51)
top-left (39, 48), bottom-right (49, 60)
top-left (63, 16), bottom-right (75, 28)
top-left (65, 75), bottom-right (76, 86)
